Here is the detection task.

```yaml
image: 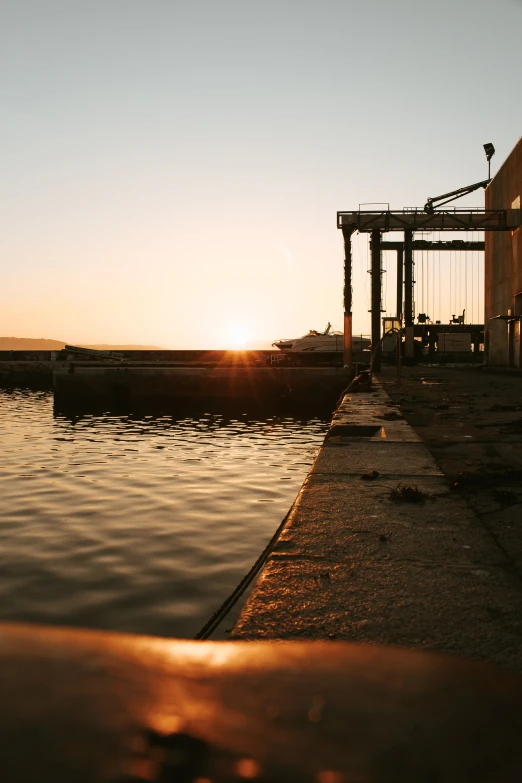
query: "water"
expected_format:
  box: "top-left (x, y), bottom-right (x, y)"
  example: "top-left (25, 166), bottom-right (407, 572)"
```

top-left (0, 388), bottom-right (329, 638)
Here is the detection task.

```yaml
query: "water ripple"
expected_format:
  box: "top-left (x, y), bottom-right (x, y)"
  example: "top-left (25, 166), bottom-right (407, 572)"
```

top-left (0, 389), bottom-right (328, 637)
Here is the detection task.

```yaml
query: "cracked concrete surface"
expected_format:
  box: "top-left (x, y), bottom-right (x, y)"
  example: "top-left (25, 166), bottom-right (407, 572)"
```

top-left (232, 370), bottom-right (522, 672)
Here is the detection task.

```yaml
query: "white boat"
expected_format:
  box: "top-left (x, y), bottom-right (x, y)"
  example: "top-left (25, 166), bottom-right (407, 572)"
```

top-left (273, 323), bottom-right (370, 352)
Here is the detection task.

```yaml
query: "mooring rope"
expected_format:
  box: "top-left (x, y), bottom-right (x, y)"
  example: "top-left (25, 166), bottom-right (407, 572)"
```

top-left (194, 504), bottom-right (294, 640)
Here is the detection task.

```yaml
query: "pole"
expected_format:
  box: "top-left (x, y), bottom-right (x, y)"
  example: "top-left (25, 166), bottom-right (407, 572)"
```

top-left (342, 228), bottom-right (354, 368)
top-left (371, 229), bottom-right (382, 372)
top-left (404, 229), bottom-right (415, 361)
top-left (396, 247), bottom-right (404, 319)
top-left (396, 328), bottom-right (402, 385)
top-left (404, 230), bottom-right (414, 327)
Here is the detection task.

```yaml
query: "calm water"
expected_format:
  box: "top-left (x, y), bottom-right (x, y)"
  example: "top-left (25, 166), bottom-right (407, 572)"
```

top-left (0, 388), bottom-right (329, 638)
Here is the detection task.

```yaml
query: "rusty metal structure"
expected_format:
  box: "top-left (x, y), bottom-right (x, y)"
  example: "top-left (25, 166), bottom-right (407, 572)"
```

top-left (372, 239), bottom-right (486, 321)
top-left (338, 207), bottom-right (520, 370)
top-left (485, 136), bottom-right (522, 367)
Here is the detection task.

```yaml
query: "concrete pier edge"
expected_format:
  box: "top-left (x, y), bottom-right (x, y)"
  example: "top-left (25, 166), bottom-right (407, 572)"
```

top-left (231, 377), bottom-right (522, 672)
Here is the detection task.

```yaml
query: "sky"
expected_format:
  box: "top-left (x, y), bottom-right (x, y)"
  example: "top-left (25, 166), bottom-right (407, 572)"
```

top-left (1, 0), bottom-right (522, 348)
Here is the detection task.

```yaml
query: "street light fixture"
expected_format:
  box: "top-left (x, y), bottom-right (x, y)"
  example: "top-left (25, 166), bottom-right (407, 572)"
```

top-left (484, 143), bottom-right (495, 179)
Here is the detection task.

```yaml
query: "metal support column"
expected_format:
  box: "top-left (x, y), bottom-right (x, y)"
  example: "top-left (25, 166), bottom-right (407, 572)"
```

top-left (404, 231), bottom-right (414, 326)
top-left (342, 227), bottom-right (354, 368)
top-left (404, 230), bottom-right (415, 360)
top-left (371, 229), bottom-right (382, 372)
top-left (396, 247), bottom-right (403, 319)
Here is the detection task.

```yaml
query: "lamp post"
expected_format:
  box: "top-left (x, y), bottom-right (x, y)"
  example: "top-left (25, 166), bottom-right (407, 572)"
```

top-left (484, 143), bottom-right (495, 180)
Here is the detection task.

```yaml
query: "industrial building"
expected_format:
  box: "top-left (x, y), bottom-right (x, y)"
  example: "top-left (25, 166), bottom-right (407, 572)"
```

top-left (485, 136), bottom-right (522, 367)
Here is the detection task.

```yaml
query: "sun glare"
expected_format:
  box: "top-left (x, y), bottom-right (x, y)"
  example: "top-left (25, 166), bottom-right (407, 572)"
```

top-left (227, 326), bottom-right (250, 349)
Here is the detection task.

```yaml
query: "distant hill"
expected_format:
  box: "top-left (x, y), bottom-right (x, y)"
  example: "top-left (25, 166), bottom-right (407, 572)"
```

top-left (0, 338), bottom-right (66, 350)
top-left (0, 337), bottom-right (274, 351)
top-left (0, 338), bottom-right (162, 351)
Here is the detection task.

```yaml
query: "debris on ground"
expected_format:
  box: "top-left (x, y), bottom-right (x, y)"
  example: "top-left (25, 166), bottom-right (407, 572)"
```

top-left (360, 469), bottom-right (380, 481)
top-left (389, 483), bottom-right (426, 503)
top-left (314, 571), bottom-right (331, 584)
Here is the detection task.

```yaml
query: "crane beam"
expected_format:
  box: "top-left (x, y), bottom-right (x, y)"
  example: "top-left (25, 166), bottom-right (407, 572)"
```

top-left (338, 209), bottom-right (520, 232)
top-left (374, 240), bottom-right (485, 251)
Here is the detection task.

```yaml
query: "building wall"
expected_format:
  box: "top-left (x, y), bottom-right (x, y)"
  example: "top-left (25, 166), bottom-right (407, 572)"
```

top-left (485, 137), bottom-right (522, 366)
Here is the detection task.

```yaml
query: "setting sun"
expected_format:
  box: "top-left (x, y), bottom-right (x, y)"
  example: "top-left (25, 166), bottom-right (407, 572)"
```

top-left (227, 326), bottom-right (251, 349)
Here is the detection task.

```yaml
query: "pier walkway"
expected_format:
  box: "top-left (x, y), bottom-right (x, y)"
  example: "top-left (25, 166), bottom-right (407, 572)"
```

top-left (232, 367), bottom-right (522, 673)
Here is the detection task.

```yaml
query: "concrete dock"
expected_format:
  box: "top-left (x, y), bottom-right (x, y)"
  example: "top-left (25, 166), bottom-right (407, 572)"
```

top-left (0, 349), bottom-right (351, 406)
top-left (51, 362), bottom-right (350, 405)
top-left (232, 369), bottom-right (522, 672)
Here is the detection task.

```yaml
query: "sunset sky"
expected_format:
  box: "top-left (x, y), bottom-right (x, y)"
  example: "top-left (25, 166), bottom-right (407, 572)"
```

top-left (2, 0), bottom-right (521, 348)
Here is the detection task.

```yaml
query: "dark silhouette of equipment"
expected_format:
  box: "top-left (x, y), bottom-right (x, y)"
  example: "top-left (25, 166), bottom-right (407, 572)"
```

top-left (424, 143), bottom-right (495, 213)
top-left (451, 310), bottom-right (466, 325)
top-left (424, 179), bottom-right (490, 213)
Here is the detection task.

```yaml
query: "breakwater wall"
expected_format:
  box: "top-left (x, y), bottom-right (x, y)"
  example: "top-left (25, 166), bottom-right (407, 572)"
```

top-left (52, 364), bottom-right (350, 406)
top-left (0, 349), bottom-right (351, 406)
top-left (0, 348), bottom-right (346, 365)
